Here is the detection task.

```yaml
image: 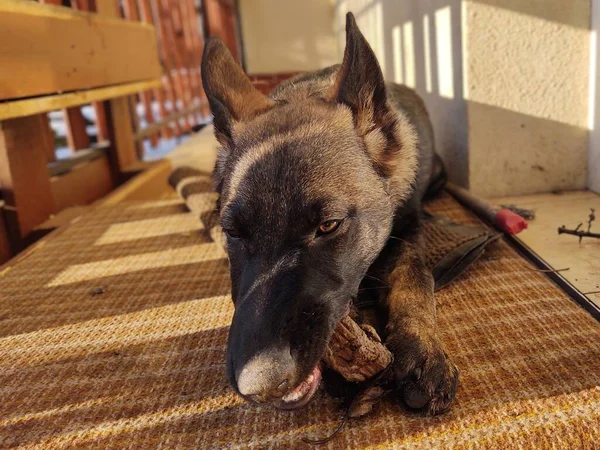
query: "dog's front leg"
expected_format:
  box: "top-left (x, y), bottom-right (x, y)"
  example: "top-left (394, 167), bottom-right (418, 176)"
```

top-left (379, 218), bottom-right (459, 415)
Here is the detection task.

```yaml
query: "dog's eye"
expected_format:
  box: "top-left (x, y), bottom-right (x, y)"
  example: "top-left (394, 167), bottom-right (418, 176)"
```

top-left (224, 229), bottom-right (241, 239)
top-left (317, 220), bottom-right (342, 236)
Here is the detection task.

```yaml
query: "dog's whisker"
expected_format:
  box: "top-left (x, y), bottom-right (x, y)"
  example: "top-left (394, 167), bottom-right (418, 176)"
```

top-left (363, 274), bottom-right (390, 287)
top-left (388, 235), bottom-right (410, 244)
top-left (357, 286), bottom-right (389, 292)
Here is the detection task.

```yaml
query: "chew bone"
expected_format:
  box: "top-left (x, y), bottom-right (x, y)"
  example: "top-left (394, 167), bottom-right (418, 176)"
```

top-left (323, 315), bottom-right (393, 383)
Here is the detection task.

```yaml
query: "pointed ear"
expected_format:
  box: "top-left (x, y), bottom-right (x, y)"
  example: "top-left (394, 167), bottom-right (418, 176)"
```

top-left (332, 12), bottom-right (391, 128)
top-left (331, 13), bottom-right (399, 174)
top-left (201, 37), bottom-right (273, 148)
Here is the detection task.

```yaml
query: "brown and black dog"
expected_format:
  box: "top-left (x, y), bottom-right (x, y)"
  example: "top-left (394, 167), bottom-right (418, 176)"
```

top-left (201, 12), bottom-right (459, 415)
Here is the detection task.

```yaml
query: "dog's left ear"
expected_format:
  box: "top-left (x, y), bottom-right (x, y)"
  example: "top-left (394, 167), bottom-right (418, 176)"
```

top-left (201, 37), bottom-right (273, 149)
top-left (331, 13), bottom-right (398, 175)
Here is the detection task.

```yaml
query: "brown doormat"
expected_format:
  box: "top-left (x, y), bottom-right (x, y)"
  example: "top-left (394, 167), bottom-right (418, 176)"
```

top-left (0, 192), bottom-right (599, 448)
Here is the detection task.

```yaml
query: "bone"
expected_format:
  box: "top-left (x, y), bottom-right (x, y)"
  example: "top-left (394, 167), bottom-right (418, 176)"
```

top-left (322, 315), bottom-right (392, 382)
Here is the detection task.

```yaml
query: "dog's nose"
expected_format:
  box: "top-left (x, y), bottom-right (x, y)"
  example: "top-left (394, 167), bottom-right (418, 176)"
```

top-left (236, 347), bottom-right (295, 402)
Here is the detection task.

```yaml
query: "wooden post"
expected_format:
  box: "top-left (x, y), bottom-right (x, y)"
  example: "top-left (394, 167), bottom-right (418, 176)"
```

top-left (204, 0), bottom-right (240, 63)
top-left (96, 0), bottom-right (139, 176)
top-left (139, 0), bottom-right (173, 139)
top-left (39, 113), bottom-right (56, 163)
top-left (0, 116), bottom-right (56, 250)
top-left (65, 107), bottom-right (90, 151)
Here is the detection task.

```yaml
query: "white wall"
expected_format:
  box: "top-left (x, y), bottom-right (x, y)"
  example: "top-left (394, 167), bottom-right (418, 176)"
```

top-left (464, 0), bottom-right (590, 197)
top-left (239, 0), bottom-right (339, 74)
top-left (590, 0), bottom-right (600, 194)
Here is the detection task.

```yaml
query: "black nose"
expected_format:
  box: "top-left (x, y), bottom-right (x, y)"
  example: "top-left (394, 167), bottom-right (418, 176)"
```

top-left (235, 347), bottom-right (296, 402)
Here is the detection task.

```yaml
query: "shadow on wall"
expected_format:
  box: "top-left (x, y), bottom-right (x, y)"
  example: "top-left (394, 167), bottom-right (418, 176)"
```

top-left (335, 0), bottom-right (469, 186)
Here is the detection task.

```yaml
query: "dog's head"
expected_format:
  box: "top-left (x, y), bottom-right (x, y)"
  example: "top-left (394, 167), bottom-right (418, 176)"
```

top-left (201, 13), bottom-right (418, 409)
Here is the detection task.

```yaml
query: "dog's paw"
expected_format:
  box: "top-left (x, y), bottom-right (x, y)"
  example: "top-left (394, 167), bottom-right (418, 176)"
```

top-left (386, 331), bottom-right (459, 415)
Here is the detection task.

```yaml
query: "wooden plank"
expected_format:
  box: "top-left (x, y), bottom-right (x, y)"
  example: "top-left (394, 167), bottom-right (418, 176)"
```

top-left (38, 113), bottom-right (57, 163)
top-left (48, 144), bottom-right (108, 177)
top-left (134, 102), bottom-right (209, 141)
top-left (64, 107), bottom-right (90, 151)
top-left (37, 206), bottom-right (92, 232)
top-left (96, 0), bottom-right (140, 174)
top-left (0, 116), bottom-right (56, 244)
top-left (0, 0), bottom-right (161, 100)
top-left (105, 97), bottom-right (138, 173)
top-left (99, 160), bottom-right (173, 206)
top-left (0, 79), bottom-right (161, 121)
top-left (51, 156), bottom-right (114, 211)
top-left (494, 190), bottom-right (600, 307)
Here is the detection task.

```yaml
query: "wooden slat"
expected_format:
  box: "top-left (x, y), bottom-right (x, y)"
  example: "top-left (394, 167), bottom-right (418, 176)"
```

top-left (105, 97), bottom-right (138, 174)
top-left (64, 107), bottom-right (90, 151)
top-left (96, 0), bottom-right (140, 174)
top-left (0, 116), bottom-right (56, 243)
top-left (139, 0), bottom-right (173, 139)
top-left (0, 79), bottom-right (161, 121)
top-left (99, 159), bottom-right (173, 206)
top-left (0, 0), bottom-right (161, 100)
top-left (51, 156), bottom-right (114, 211)
top-left (134, 102), bottom-right (209, 141)
top-left (48, 145), bottom-right (108, 177)
top-left (38, 113), bottom-right (57, 163)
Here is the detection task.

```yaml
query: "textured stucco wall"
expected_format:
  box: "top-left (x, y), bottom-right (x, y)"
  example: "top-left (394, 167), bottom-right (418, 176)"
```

top-left (464, 0), bottom-right (591, 197)
top-left (239, 0), bottom-right (338, 74)
top-left (590, 0), bottom-right (600, 194)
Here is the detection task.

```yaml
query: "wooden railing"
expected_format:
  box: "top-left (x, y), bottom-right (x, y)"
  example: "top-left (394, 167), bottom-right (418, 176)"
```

top-left (0, 0), bottom-right (241, 264)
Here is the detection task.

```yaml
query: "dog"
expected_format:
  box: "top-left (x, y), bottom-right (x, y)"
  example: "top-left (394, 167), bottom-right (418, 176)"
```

top-left (200, 12), bottom-right (459, 415)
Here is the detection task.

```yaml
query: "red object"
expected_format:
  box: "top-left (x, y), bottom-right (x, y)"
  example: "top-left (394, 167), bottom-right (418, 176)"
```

top-left (494, 209), bottom-right (529, 235)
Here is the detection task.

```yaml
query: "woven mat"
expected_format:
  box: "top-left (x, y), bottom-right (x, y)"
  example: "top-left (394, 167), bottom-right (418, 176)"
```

top-left (1, 193), bottom-right (599, 449)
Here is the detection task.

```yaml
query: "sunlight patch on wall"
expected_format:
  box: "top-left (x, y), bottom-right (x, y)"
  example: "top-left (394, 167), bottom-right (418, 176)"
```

top-left (423, 14), bottom-right (433, 93)
top-left (402, 21), bottom-right (416, 88)
top-left (392, 25), bottom-right (403, 84)
top-left (374, 1), bottom-right (385, 74)
top-left (435, 6), bottom-right (455, 99)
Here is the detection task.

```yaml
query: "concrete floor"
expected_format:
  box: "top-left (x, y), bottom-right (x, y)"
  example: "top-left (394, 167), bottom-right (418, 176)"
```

top-left (495, 190), bottom-right (600, 308)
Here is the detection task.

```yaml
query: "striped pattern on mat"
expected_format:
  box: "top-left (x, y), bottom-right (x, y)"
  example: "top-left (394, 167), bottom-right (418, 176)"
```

top-left (1, 193), bottom-right (599, 449)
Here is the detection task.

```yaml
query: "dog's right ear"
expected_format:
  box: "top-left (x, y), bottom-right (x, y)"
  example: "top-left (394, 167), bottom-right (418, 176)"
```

top-left (201, 37), bottom-right (273, 149)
